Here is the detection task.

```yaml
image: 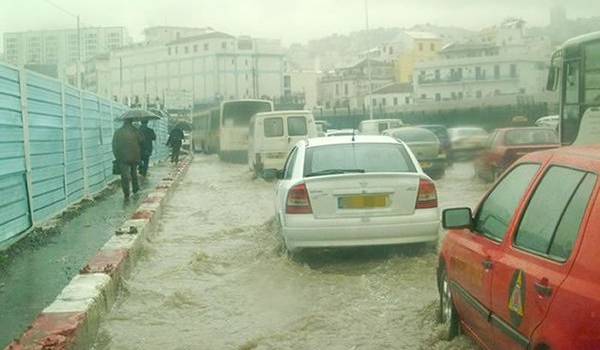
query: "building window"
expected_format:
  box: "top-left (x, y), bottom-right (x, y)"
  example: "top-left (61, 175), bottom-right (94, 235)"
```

top-left (204, 43), bottom-right (209, 51)
top-left (335, 84), bottom-right (339, 96)
top-left (194, 45), bottom-right (198, 52)
top-left (476, 90), bottom-right (482, 98)
top-left (510, 64), bottom-right (518, 78)
top-left (405, 96), bottom-right (410, 104)
top-left (245, 73), bottom-right (249, 81)
top-left (435, 69), bottom-right (440, 80)
top-left (494, 89), bottom-right (501, 96)
top-left (418, 43), bottom-right (423, 51)
top-left (421, 94), bottom-right (427, 100)
top-left (168, 47), bottom-right (171, 55)
top-left (494, 65), bottom-right (500, 79)
top-left (175, 46), bottom-right (178, 54)
top-left (430, 43), bottom-right (435, 51)
top-left (382, 98), bottom-right (386, 106)
top-left (519, 88), bottom-right (526, 94)
top-left (372, 98), bottom-right (377, 106)
top-left (458, 92), bottom-right (463, 100)
top-left (435, 93), bottom-right (441, 101)
top-left (184, 46), bottom-right (189, 54)
top-left (393, 97), bottom-right (398, 106)
top-left (222, 42), bottom-right (227, 49)
top-left (476, 66), bottom-right (482, 80)
top-left (389, 47), bottom-right (394, 55)
top-left (451, 92), bottom-right (457, 100)
top-left (344, 84), bottom-right (348, 96)
top-left (245, 59), bottom-right (249, 66)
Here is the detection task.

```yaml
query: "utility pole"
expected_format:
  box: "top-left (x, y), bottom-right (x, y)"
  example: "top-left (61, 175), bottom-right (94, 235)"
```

top-left (365, 0), bottom-right (373, 120)
top-left (77, 15), bottom-right (81, 88)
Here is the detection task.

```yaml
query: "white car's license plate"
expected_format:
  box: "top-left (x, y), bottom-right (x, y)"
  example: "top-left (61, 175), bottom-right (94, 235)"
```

top-left (338, 195), bottom-right (389, 209)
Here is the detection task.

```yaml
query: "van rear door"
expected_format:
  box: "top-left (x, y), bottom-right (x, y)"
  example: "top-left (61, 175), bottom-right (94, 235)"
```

top-left (287, 115), bottom-right (311, 149)
top-left (260, 116), bottom-right (288, 169)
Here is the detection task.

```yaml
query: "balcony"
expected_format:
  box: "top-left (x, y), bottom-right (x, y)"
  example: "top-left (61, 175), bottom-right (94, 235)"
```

top-left (418, 74), bottom-right (519, 85)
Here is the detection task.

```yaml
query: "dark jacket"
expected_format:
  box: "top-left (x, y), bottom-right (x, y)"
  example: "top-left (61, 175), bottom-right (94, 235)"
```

top-left (167, 127), bottom-right (184, 147)
top-left (139, 124), bottom-right (157, 157)
top-left (112, 123), bottom-right (143, 163)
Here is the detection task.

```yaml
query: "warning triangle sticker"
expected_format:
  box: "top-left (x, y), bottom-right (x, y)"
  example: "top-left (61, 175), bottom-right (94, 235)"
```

top-left (509, 271), bottom-right (524, 316)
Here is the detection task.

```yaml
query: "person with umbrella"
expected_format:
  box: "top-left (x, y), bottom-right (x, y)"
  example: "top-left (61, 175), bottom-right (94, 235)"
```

top-left (138, 120), bottom-right (156, 177)
top-left (112, 110), bottom-right (158, 198)
top-left (166, 123), bottom-right (185, 163)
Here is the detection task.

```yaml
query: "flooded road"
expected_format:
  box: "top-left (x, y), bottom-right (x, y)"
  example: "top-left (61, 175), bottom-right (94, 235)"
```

top-left (93, 157), bottom-right (490, 350)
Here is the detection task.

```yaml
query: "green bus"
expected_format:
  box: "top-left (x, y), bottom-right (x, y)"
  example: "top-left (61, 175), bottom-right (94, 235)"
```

top-left (547, 31), bottom-right (600, 145)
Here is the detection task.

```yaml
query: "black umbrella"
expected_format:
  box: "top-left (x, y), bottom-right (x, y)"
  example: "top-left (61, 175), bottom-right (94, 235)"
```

top-left (116, 109), bottom-right (161, 121)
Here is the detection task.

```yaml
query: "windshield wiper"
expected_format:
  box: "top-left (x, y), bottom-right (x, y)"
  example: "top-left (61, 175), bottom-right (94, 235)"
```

top-left (305, 169), bottom-right (365, 177)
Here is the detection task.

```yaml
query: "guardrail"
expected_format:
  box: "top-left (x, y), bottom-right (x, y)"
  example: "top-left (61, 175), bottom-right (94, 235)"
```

top-left (0, 63), bottom-right (169, 248)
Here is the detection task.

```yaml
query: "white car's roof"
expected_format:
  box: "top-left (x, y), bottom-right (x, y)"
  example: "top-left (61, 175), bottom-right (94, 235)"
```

top-left (305, 135), bottom-right (400, 148)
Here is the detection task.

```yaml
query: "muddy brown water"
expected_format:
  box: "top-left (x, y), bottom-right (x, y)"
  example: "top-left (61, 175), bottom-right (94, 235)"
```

top-left (93, 156), bottom-right (489, 350)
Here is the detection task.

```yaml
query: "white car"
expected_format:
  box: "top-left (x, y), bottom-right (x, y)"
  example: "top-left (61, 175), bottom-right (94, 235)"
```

top-left (274, 135), bottom-right (440, 252)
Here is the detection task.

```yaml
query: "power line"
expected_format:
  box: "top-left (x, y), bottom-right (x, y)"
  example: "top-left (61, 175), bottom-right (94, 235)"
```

top-left (42, 0), bottom-right (77, 18)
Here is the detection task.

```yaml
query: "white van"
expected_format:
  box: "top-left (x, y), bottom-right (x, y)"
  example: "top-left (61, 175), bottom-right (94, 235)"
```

top-left (248, 111), bottom-right (317, 177)
top-left (358, 119), bottom-right (404, 135)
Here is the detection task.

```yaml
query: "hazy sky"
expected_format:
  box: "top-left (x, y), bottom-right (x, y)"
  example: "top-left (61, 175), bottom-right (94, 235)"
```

top-left (0, 0), bottom-right (597, 47)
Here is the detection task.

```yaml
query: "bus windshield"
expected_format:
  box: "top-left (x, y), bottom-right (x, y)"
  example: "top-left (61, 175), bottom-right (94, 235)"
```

top-left (222, 101), bottom-right (272, 127)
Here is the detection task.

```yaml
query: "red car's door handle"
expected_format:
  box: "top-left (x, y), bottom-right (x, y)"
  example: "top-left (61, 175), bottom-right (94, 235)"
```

top-left (534, 281), bottom-right (553, 297)
top-left (481, 260), bottom-right (493, 270)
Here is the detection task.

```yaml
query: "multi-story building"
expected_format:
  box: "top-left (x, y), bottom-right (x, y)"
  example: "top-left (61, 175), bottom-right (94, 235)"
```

top-left (367, 82), bottom-right (413, 109)
top-left (393, 31), bottom-right (443, 84)
top-left (83, 53), bottom-right (111, 97)
top-left (283, 70), bottom-right (321, 109)
top-left (413, 20), bottom-right (551, 103)
top-left (3, 27), bottom-right (130, 70)
top-left (108, 30), bottom-right (286, 106)
top-left (318, 58), bottom-right (394, 109)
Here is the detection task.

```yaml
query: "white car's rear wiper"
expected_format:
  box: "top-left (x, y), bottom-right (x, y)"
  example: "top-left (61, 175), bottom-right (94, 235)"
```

top-left (305, 169), bottom-right (365, 177)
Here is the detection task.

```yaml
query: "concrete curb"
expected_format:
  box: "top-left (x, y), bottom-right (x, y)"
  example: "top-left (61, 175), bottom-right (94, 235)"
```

top-left (6, 157), bottom-right (192, 350)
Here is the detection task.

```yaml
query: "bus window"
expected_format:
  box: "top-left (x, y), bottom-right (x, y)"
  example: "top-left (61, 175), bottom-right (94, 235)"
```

top-left (585, 42), bottom-right (600, 104)
top-left (562, 60), bottom-right (581, 144)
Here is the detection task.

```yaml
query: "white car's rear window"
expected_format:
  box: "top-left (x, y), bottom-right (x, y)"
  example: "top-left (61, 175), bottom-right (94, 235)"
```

top-left (304, 143), bottom-right (416, 176)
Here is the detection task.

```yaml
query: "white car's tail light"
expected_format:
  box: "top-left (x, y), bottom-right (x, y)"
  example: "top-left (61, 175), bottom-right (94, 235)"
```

top-left (416, 178), bottom-right (438, 209)
top-left (286, 183), bottom-right (313, 214)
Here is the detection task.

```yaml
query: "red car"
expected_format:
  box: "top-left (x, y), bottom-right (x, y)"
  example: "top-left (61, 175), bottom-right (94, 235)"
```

top-left (474, 127), bottom-right (559, 182)
top-left (437, 145), bottom-right (600, 349)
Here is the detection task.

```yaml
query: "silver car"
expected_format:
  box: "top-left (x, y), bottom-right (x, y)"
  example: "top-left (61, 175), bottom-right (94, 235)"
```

top-left (383, 127), bottom-right (447, 179)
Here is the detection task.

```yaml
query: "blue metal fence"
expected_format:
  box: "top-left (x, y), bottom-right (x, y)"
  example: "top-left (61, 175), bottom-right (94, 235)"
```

top-left (0, 64), bottom-right (169, 247)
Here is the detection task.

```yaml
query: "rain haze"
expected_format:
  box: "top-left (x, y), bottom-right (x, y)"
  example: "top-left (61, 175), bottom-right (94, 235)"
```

top-left (1, 0), bottom-right (599, 44)
top-left (1, 1), bottom-right (600, 350)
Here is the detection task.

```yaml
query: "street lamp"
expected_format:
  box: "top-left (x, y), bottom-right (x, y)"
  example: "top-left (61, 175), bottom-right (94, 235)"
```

top-left (365, 0), bottom-right (374, 120)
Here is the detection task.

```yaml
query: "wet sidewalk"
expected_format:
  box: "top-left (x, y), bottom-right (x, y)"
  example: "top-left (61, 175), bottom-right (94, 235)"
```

top-left (0, 162), bottom-right (171, 348)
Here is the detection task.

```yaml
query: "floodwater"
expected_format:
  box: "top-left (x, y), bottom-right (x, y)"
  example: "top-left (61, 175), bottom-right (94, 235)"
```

top-left (0, 164), bottom-right (170, 348)
top-left (93, 157), bottom-right (490, 350)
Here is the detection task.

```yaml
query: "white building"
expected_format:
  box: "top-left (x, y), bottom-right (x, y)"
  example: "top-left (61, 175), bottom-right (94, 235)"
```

top-left (367, 83), bottom-right (413, 108)
top-left (413, 20), bottom-right (551, 103)
top-left (143, 26), bottom-right (214, 45)
top-left (108, 30), bottom-right (285, 107)
top-left (3, 27), bottom-right (130, 69)
top-left (285, 70), bottom-right (321, 109)
top-left (83, 53), bottom-right (111, 97)
top-left (318, 58), bottom-right (395, 109)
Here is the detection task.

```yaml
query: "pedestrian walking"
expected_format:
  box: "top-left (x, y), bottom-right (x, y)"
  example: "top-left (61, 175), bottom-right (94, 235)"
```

top-left (138, 120), bottom-right (156, 176)
top-left (166, 124), bottom-right (185, 163)
top-left (112, 119), bottom-right (143, 198)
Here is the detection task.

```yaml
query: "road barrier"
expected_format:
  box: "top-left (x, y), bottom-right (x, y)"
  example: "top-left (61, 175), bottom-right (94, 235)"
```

top-left (0, 63), bottom-right (169, 248)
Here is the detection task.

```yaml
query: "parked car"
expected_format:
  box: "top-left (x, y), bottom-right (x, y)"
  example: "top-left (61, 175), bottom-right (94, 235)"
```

top-left (326, 129), bottom-right (356, 137)
top-left (437, 145), bottom-right (600, 349)
top-left (358, 119), bottom-right (404, 135)
top-left (315, 120), bottom-right (329, 137)
top-left (383, 127), bottom-right (447, 179)
top-left (248, 111), bottom-right (317, 178)
top-left (447, 127), bottom-right (488, 159)
top-left (415, 124), bottom-right (452, 161)
top-left (535, 115), bottom-right (559, 129)
top-left (275, 135), bottom-right (440, 253)
top-left (474, 127), bottom-right (559, 182)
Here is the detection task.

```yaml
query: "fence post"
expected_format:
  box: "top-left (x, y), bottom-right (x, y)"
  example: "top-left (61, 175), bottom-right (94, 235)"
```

top-left (60, 83), bottom-right (69, 203)
top-left (18, 69), bottom-right (35, 224)
top-left (80, 91), bottom-right (89, 198)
